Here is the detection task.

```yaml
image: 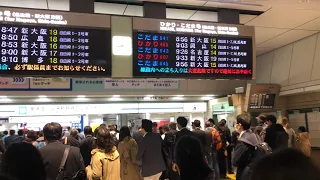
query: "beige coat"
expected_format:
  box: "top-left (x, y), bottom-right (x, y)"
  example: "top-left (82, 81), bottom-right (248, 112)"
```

top-left (118, 137), bottom-right (141, 180)
top-left (296, 132), bottom-right (311, 157)
top-left (86, 147), bottom-right (121, 180)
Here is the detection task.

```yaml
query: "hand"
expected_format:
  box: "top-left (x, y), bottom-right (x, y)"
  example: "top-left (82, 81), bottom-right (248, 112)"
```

top-left (224, 150), bottom-right (228, 157)
top-left (226, 141), bottom-right (230, 146)
top-left (86, 167), bottom-right (93, 180)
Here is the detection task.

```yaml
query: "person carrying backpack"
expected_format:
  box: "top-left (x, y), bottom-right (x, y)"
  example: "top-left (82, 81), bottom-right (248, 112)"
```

top-left (264, 115), bottom-right (288, 151)
top-left (233, 114), bottom-right (271, 180)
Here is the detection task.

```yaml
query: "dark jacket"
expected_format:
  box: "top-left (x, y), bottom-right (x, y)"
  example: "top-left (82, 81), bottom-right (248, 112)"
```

top-left (136, 132), bottom-right (166, 177)
top-left (216, 127), bottom-right (228, 151)
top-left (193, 128), bottom-right (207, 151)
top-left (265, 124), bottom-right (287, 150)
top-left (5, 135), bottom-right (25, 149)
top-left (133, 131), bottom-right (144, 145)
top-left (175, 128), bottom-right (193, 143)
top-left (40, 141), bottom-right (85, 180)
top-left (64, 136), bottom-right (80, 148)
top-left (80, 135), bottom-right (94, 167)
top-left (233, 131), bottom-right (258, 180)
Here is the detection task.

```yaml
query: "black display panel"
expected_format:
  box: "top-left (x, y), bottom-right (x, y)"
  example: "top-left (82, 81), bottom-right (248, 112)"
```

top-left (0, 24), bottom-right (111, 76)
top-left (133, 31), bottom-right (253, 79)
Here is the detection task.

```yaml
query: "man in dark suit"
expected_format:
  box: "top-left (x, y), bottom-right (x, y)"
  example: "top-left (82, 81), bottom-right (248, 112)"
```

top-left (175, 116), bottom-right (193, 142)
top-left (80, 126), bottom-right (94, 167)
top-left (4, 130), bottom-right (17, 149)
top-left (193, 120), bottom-right (207, 149)
top-left (40, 122), bottom-right (85, 180)
top-left (137, 119), bottom-right (166, 180)
top-left (133, 127), bottom-right (144, 144)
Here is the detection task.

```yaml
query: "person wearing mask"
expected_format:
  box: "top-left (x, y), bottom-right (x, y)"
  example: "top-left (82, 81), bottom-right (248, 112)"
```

top-left (133, 127), bottom-right (144, 145)
top-left (280, 117), bottom-right (296, 148)
top-left (173, 135), bottom-right (214, 180)
top-left (118, 126), bottom-right (141, 180)
top-left (136, 119), bottom-right (166, 180)
top-left (37, 131), bottom-right (46, 149)
top-left (152, 122), bottom-right (158, 133)
top-left (1, 142), bottom-right (46, 180)
top-left (250, 148), bottom-right (320, 180)
top-left (40, 122), bottom-right (84, 180)
top-left (264, 115), bottom-right (288, 151)
top-left (64, 129), bottom-right (80, 148)
top-left (296, 126), bottom-right (311, 157)
top-left (80, 126), bottom-right (94, 167)
top-left (77, 128), bottom-right (85, 141)
top-left (232, 113), bottom-right (258, 180)
top-left (4, 130), bottom-right (17, 149)
top-left (86, 126), bottom-right (120, 180)
top-left (24, 130), bottom-right (38, 148)
top-left (193, 120), bottom-right (207, 152)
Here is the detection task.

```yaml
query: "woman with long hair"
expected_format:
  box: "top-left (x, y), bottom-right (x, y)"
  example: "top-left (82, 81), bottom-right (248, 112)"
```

top-left (117, 126), bottom-right (141, 180)
top-left (280, 117), bottom-right (296, 148)
top-left (86, 126), bottom-right (120, 180)
top-left (173, 135), bottom-right (214, 180)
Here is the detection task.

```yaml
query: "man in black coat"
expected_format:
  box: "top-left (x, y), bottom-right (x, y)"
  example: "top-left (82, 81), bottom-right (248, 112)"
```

top-left (4, 130), bottom-right (17, 149)
top-left (192, 120), bottom-right (207, 150)
top-left (80, 126), bottom-right (94, 167)
top-left (40, 122), bottom-right (85, 180)
top-left (136, 119), bottom-right (166, 179)
top-left (175, 117), bottom-right (193, 142)
top-left (264, 115), bottom-right (288, 151)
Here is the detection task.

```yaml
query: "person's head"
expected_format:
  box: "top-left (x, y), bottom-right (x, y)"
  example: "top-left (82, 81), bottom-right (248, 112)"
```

top-left (177, 117), bottom-right (188, 130)
top-left (3, 130), bottom-right (8, 136)
top-left (108, 124), bottom-right (116, 131)
top-left (205, 121), bottom-right (211, 128)
top-left (43, 122), bottom-right (62, 142)
top-left (280, 117), bottom-right (289, 128)
top-left (152, 122), bottom-right (158, 133)
top-left (159, 126), bottom-right (164, 135)
top-left (9, 130), bottom-right (15, 136)
top-left (174, 135), bottom-right (212, 179)
top-left (70, 129), bottom-right (78, 137)
top-left (250, 148), bottom-right (320, 180)
top-left (221, 119), bottom-right (227, 124)
top-left (84, 126), bottom-right (93, 136)
top-left (77, 128), bottom-right (82, 133)
top-left (100, 124), bottom-right (107, 128)
top-left (95, 126), bottom-right (115, 153)
top-left (169, 122), bottom-right (177, 131)
top-left (217, 120), bottom-right (226, 131)
top-left (234, 113), bottom-right (251, 133)
top-left (298, 126), bottom-right (307, 133)
top-left (162, 124), bottom-right (170, 133)
top-left (1, 142), bottom-right (46, 180)
top-left (119, 126), bottom-right (131, 142)
top-left (67, 127), bottom-right (71, 131)
top-left (141, 119), bottom-right (153, 134)
top-left (38, 131), bottom-right (44, 137)
top-left (208, 118), bottom-right (215, 127)
top-left (17, 130), bottom-right (24, 136)
top-left (27, 130), bottom-right (37, 141)
top-left (193, 120), bottom-right (201, 128)
top-left (256, 114), bottom-right (267, 125)
top-left (266, 115), bottom-right (277, 126)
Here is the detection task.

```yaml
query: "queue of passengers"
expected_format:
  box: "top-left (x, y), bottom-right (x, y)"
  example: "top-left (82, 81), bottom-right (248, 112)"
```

top-left (0, 114), bottom-right (318, 180)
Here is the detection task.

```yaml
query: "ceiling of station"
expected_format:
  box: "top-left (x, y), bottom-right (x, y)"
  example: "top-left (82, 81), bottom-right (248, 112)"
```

top-left (1, 0), bottom-right (320, 56)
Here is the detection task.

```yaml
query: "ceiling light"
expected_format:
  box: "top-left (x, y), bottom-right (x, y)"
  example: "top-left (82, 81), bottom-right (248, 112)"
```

top-left (172, 97), bottom-right (184, 100)
top-left (144, 97), bottom-right (152, 100)
top-left (109, 97), bottom-right (122, 101)
top-left (112, 95), bottom-right (120, 98)
top-left (146, 95), bottom-right (154, 97)
top-left (77, 95), bottom-right (86, 98)
top-left (35, 98), bottom-right (51, 102)
top-left (0, 98), bottom-right (12, 102)
top-left (38, 95), bottom-right (47, 98)
top-left (0, 96), bottom-right (7, 98)
top-left (206, 94), bottom-right (215, 97)
top-left (201, 96), bottom-right (214, 100)
top-left (176, 95), bottom-right (184, 97)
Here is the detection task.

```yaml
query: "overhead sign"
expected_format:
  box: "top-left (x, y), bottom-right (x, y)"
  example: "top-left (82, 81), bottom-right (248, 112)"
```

top-left (132, 18), bottom-right (255, 79)
top-left (0, 77), bottom-right (71, 90)
top-left (0, 7), bottom-right (111, 77)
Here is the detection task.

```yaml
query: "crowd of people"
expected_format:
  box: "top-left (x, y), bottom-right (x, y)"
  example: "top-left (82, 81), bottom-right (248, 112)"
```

top-left (0, 114), bottom-right (318, 180)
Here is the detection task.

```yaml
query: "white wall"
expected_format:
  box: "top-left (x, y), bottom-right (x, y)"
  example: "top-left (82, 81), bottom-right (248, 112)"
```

top-left (256, 33), bottom-right (320, 94)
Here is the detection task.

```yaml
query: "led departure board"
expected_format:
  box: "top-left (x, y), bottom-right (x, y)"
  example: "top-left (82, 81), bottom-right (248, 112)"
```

top-left (0, 7), bottom-right (111, 77)
top-left (133, 18), bottom-right (255, 79)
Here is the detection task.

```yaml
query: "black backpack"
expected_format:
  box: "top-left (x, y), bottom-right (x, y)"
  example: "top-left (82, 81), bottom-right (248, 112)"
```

top-left (56, 145), bottom-right (86, 180)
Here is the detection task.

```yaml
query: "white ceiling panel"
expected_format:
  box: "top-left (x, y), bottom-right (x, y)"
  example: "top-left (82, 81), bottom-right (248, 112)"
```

top-left (166, 8), bottom-right (196, 20)
top-left (124, 5), bottom-right (143, 16)
top-left (94, 2), bottom-right (127, 15)
top-left (256, 47), bottom-right (274, 55)
top-left (0, 0), bottom-right (47, 9)
top-left (240, 14), bottom-right (257, 24)
top-left (48, 0), bottom-right (69, 11)
top-left (246, 8), bottom-right (320, 28)
top-left (255, 27), bottom-right (289, 45)
top-left (258, 30), bottom-right (318, 48)
top-left (205, 1), bottom-right (271, 12)
top-left (165, 0), bottom-right (207, 6)
top-left (295, 17), bottom-right (320, 31)
top-left (189, 11), bottom-right (218, 22)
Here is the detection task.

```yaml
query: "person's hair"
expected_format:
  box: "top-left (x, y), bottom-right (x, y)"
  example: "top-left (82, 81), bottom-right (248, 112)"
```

top-left (77, 128), bottom-right (82, 133)
top-left (38, 131), bottom-right (44, 137)
top-left (236, 114), bottom-right (251, 130)
top-left (162, 124), bottom-right (170, 132)
top-left (142, 119), bottom-right (153, 133)
top-left (67, 127), bottom-right (71, 131)
top-left (221, 119), bottom-right (227, 124)
top-left (100, 124), bottom-right (107, 128)
top-left (27, 130), bottom-right (37, 141)
top-left (119, 126), bottom-right (131, 142)
top-left (70, 129), bottom-right (78, 137)
top-left (266, 115), bottom-right (277, 124)
top-left (177, 117), bottom-right (188, 128)
top-left (299, 126), bottom-right (307, 133)
top-left (43, 122), bottom-right (62, 142)
top-left (208, 118), bottom-right (215, 125)
top-left (3, 130), bottom-right (8, 135)
top-left (205, 121), bottom-right (211, 128)
top-left (175, 135), bottom-right (213, 180)
top-left (84, 126), bottom-right (93, 135)
top-left (193, 120), bottom-right (201, 128)
top-left (152, 122), bottom-right (158, 128)
top-left (217, 120), bottom-right (226, 128)
top-left (250, 148), bottom-right (320, 180)
top-left (281, 117), bottom-right (290, 128)
top-left (9, 130), bottom-right (15, 136)
top-left (258, 115), bottom-right (267, 123)
top-left (169, 122), bottom-right (177, 130)
top-left (1, 142), bottom-right (46, 180)
top-left (159, 126), bottom-right (163, 131)
top-left (108, 124), bottom-right (116, 131)
top-left (17, 130), bottom-right (24, 136)
top-left (95, 126), bottom-right (115, 153)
